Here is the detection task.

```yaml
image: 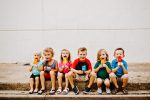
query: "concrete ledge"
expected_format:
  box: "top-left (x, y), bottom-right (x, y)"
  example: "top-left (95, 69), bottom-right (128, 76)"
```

top-left (0, 95), bottom-right (150, 100)
top-left (0, 81), bottom-right (150, 91)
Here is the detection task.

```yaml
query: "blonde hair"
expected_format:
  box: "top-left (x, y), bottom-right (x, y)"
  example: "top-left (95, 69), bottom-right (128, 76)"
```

top-left (60, 49), bottom-right (71, 62)
top-left (43, 47), bottom-right (54, 57)
top-left (97, 49), bottom-right (109, 61)
top-left (78, 47), bottom-right (87, 54)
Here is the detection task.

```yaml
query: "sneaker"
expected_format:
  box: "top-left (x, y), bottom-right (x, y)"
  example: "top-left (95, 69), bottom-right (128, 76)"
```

top-left (83, 87), bottom-right (91, 94)
top-left (97, 88), bottom-right (102, 94)
top-left (112, 88), bottom-right (119, 95)
top-left (122, 87), bottom-right (128, 94)
top-left (49, 89), bottom-right (55, 95)
top-left (106, 88), bottom-right (111, 94)
top-left (72, 85), bottom-right (79, 95)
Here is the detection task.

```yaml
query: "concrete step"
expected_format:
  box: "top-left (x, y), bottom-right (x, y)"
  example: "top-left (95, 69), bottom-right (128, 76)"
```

top-left (0, 81), bottom-right (150, 91)
top-left (0, 90), bottom-right (150, 100)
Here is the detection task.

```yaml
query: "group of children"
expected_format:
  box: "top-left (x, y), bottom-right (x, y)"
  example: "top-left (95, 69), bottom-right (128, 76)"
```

top-left (29, 47), bottom-right (128, 95)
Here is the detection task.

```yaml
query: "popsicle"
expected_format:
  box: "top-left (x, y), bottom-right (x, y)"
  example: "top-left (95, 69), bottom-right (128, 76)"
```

top-left (63, 58), bottom-right (67, 64)
top-left (118, 56), bottom-right (122, 62)
top-left (101, 58), bottom-right (105, 64)
top-left (33, 58), bottom-right (38, 64)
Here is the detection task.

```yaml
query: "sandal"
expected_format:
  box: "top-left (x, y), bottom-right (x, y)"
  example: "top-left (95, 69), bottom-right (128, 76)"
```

top-left (29, 89), bottom-right (33, 94)
top-left (38, 89), bottom-right (45, 95)
top-left (122, 88), bottom-right (128, 94)
top-left (112, 88), bottom-right (119, 95)
top-left (33, 89), bottom-right (38, 93)
top-left (56, 87), bottom-right (62, 94)
top-left (60, 88), bottom-right (69, 95)
top-left (49, 89), bottom-right (55, 95)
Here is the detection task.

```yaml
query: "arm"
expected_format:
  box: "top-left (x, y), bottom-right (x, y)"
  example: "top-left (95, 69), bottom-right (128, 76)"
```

top-left (94, 64), bottom-right (103, 73)
top-left (51, 61), bottom-right (58, 72)
top-left (121, 62), bottom-right (128, 74)
top-left (37, 64), bottom-right (44, 71)
top-left (112, 65), bottom-right (120, 73)
top-left (71, 68), bottom-right (83, 74)
top-left (103, 64), bottom-right (111, 74)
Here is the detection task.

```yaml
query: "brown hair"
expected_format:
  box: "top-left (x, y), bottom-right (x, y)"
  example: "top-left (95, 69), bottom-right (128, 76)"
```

top-left (114, 48), bottom-right (125, 56)
top-left (43, 47), bottom-right (54, 57)
top-left (78, 47), bottom-right (87, 54)
top-left (60, 49), bottom-right (71, 62)
top-left (97, 49), bottom-right (109, 61)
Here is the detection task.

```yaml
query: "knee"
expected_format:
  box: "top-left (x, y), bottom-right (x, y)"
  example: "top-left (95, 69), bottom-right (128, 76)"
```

top-left (109, 72), bottom-right (116, 79)
top-left (40, 71), bottom-right (44, 75)
top-left (50, 70), bottom-right (55, 76)
top-left (122, 74), bottom-right (129, 80)
top-left (67, 71), bottom-right (73, 77)
top-left (97, 78), bottom-right (103, 84)
top-left (35, 77), bottom-right (39, 81)
top-left (65, 73), bottom-right (68, 78)
top-left (104, 79), bottom-right (110, 85)
top-left (58, 72), bottom-right (63, 79)
top-left (90, 72), bottom-right (96, 78)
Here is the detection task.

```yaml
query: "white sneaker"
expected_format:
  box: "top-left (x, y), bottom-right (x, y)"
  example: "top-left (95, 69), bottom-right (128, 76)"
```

top-left (106, 88), bottom-right (111, 94)
top-left (97, 88), bottom-right (102, 94)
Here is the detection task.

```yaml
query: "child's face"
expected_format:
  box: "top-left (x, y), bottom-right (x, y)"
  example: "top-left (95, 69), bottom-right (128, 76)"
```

top-left (44, 52), bottom-right (53, 61)
top-left (114, 50), bottom-right (124, 59)
top-left (78, 51), bottom-right (87, 60)
top-left (61, 50), bottom-right (69, 59)
top-left (34, 54), bottom-right (41, 61)
top-left (99, 51), bottom-right (107, 60)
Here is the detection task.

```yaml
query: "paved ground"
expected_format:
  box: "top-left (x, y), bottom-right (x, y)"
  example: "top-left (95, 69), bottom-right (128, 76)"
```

top-left (0, 63), bottom-right (150, 84)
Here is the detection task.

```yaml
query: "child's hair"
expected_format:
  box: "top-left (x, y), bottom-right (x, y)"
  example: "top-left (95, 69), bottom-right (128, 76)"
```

top-left (78, 47), bottom-right (87, 54)
top-left (60, 49), bottom-right (71, 62)
top-left (43, 47), bottom-right (54, 57)
top-left (34, 52), bottom-right (42, 57)
top-left (114, 48), bottom-right (125, 55)
top-left (97, 49), bottom-right (109, 61)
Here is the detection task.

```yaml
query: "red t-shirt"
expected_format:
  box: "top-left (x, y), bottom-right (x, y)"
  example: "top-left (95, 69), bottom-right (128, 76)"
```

top-left (71, 58), bottom-right (92, 71)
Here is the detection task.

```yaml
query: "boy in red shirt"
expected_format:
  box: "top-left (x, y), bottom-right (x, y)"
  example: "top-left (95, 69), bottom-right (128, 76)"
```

top-left (68, 47), bottom-right (96, 95)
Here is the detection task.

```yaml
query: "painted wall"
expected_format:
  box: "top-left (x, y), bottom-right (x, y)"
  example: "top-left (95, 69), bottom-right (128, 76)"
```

top-left (0, 0), bottom-right (150, 63)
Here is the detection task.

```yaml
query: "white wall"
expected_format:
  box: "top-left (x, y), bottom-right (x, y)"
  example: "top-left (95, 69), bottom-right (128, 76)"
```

top-left (0, 0), bottom-right (150, 63)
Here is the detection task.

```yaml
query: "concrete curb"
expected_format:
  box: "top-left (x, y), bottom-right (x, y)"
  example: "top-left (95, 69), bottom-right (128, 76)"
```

top-left (0, 82), bottom-right (150, 91)
top-left (0, 95), bottom-right (150, 100)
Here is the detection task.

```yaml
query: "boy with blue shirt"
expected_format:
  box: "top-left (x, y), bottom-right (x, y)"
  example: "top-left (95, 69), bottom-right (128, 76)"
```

top-left (110, 48), bottom-right (128, 94)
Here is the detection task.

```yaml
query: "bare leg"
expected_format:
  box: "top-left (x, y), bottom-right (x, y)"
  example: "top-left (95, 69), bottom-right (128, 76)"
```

top-left (122, 77), bottom-right (128, 88)
top-left (110, 73), bottom-right (119, 88)
top-left (58, 72), bottom-right (63, 89)
top-left (64, 73), bottom-right (69, 89)
top-left (29, 78), bottom-right (34, 91)
top-left (67, 71), bottom-right (75, 88)
top-left (97, 78), bottom-right (103, 88)
top-left (104, 78), bottom-right (110, 88)
top-left (87, 72), bottom-right (96, 88)
top-left (35, 77), bottom-right (39, 91)
top-left (50, 70), bottom-right (56, 90)
top-left (40, 71), bottom-right (45, 90)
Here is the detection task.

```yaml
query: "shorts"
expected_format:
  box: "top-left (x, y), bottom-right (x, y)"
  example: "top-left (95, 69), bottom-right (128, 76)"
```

top-left (75, 74), bottom-right (89, 82)
top-left (30, 74), bottom-right (40, 78)
top-left (44, 71), bottom-right (51, 80)
top-left (44, 71), bottom-right (57, 81)
top-left (97, 75), bottom-right (109, 80)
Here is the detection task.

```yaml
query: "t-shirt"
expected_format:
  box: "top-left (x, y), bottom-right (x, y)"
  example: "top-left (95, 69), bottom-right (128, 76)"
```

top-left (111, 59), bottom-right (128, 78)
top-left (59, 61), bottom-right (72, 74)
top-left (94, 61), bottom-right (111, 79)
top-left (71, 58), bottom-right (92, 75)
top-left (43, 60), bottom-right (57, 72)
top-left (32, 61), bottom-right (43, 75)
